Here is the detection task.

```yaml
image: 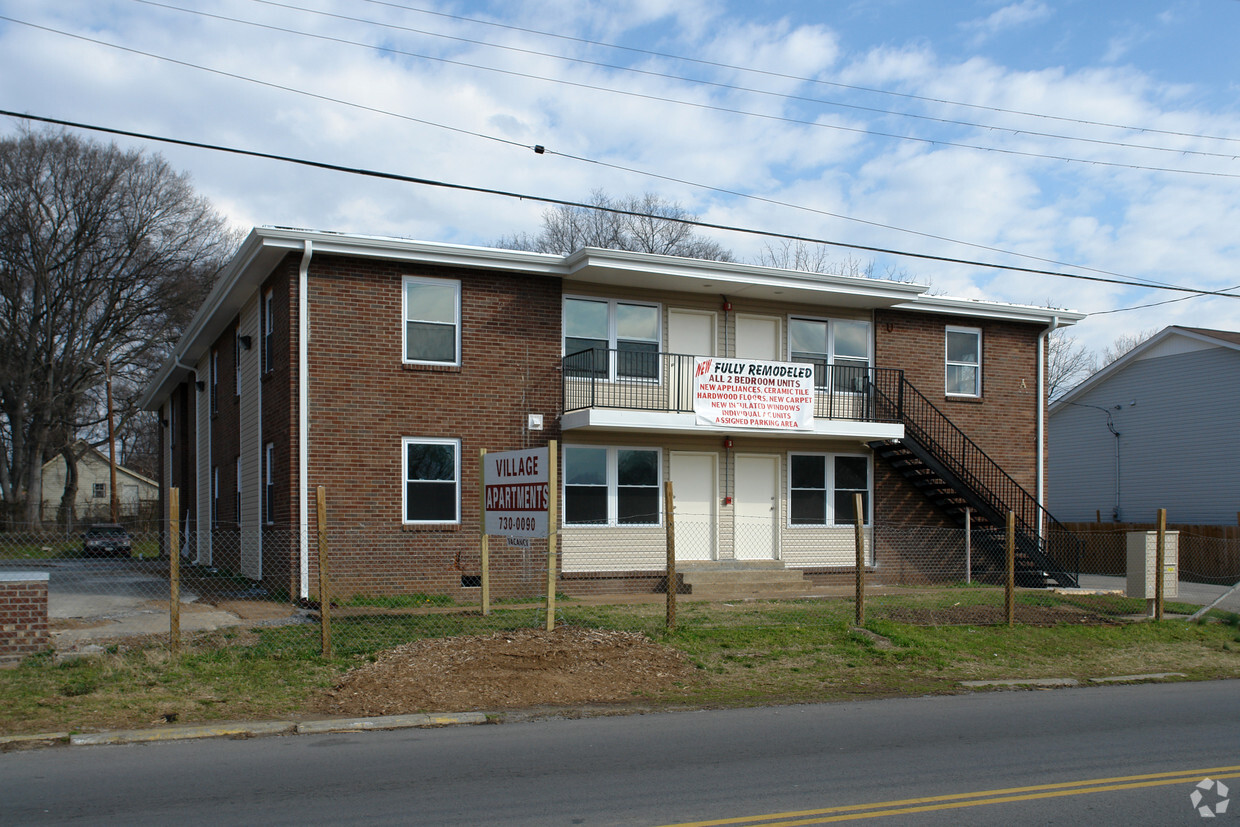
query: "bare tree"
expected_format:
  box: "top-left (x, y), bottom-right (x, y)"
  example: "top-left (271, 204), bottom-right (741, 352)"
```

top-left (0, 128), bottom-right (235, 527)
top-left (753, 239), bottom-right (918, 282)
top-left (1100, 328), bottom-right (1158, 367)
top-left (1046, 330), bottom-right (1097, 400)
top-left (496, 190), bottom-right (734, 261)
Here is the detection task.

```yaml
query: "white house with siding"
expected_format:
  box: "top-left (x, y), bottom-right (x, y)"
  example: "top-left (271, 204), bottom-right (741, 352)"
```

top-left (1048, 326), bottom-right (1240, 525)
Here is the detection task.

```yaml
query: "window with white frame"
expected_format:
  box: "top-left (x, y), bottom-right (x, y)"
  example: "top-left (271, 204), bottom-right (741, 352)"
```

top-left (92, 482), bottom-right (106, 499)
top-left (210, 349), bottom-right (219, 413)
top-left (788, 453), bottom-right (870, 526)
top-left (402, 438), bottom-right (460, 523)
top-left (262, 289), bottom-right (274, 374)
top-left (403, 276), bottom-right (461, 365)
top-left (788, 317), bottom-right (872, 392)
top-left (563, 297), bottom-right (660, 380)
top-left (945, 326), bottom-right (982, 396)
top-left (564, 446), bottom-right (660, 526)
top-left (264, 442), bottom-right (274, 525)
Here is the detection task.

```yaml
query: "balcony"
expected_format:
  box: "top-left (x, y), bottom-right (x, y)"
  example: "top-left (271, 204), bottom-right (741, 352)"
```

top-left (561, 349), bottom-right (906, 439)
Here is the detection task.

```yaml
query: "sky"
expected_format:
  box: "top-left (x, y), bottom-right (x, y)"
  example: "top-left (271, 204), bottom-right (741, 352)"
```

top-left (2, 0), bottom-right (1238, 358)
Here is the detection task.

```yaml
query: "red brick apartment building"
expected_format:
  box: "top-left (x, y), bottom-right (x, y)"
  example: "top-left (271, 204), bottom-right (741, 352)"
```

top-left (139, 227), bottom-right (1085, 601)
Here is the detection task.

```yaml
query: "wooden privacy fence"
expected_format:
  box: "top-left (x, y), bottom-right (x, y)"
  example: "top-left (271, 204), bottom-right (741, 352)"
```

top-left (1062, 521), bottom-right (1240, 583)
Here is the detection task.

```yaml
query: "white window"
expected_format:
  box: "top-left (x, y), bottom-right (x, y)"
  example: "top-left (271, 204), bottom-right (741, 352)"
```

top-left (403, 276), bottom-right (461, 365)
top-left (788, 453), bottom-right (870, 526)
top-left (563, 297), bottom-right (660, 380)
top-left (946, 326), bottom-right (982, 397)
top-left (788, 317), bottom-right (872, 391)
top-left (402, 438), bottom-right (461, 524)
top-left (210, 349), bottom-right (219, 413)
top-left (564, 446), bottom-right (661, 526)
top-left (263, 289), bottom-right (274, 374)
top-left (235, 456), bottom-right (242, 526)
top-left (264, 442), bottom-right (274, 525)
top-left (92, 482), bottom-right (106, 499)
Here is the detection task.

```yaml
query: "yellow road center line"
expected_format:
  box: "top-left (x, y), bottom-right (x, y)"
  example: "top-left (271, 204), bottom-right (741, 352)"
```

top-left (657, 766), bottom-right (1240, 827)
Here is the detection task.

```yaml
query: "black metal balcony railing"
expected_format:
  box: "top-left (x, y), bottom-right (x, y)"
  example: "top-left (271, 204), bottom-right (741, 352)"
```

top-left (562, 348), bottom-right (904, 423)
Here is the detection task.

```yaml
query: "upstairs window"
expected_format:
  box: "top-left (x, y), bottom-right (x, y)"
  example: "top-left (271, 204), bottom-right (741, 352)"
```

top-left (946, 326), bottom-right (982, 397)
top-left (262, 290), bottom-right (274, 374)
top-left (563, 298), bottom-right (660, 380)
top-left (789, 318), bottom-right (872, 391)
top-left (403, 276), bottom-right (461, 365)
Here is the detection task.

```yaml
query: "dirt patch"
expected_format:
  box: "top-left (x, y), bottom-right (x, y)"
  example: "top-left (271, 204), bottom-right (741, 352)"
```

top-left (880, 602), bottom-right (1118, 626)
top-left (315, 626), bottom-right (695, 716)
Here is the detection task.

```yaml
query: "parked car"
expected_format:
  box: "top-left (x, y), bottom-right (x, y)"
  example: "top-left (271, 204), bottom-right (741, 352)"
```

top-left (82, 524), bottom-right (133, 557)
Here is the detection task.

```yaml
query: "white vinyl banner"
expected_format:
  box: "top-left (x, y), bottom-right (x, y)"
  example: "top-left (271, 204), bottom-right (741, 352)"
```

top-left (693, 357), bottom-right (815, 431)
top-left (483, 447), bottom-right (550, 537)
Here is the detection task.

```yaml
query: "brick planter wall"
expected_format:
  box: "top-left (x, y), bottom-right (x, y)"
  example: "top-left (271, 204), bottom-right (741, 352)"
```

top-left (0, 572), bottom-right (50, 664)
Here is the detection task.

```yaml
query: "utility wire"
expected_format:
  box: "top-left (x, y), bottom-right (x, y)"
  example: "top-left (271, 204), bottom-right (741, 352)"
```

top-left (101, 4), bottom-right (1240, 180)
top-left (206, 0), bottom-right (1240, 162)
top-left (3, 109), bottom-right (1238, 304)
top-left (351, 0), bottom-right (1240, 147)
top-left (0, 11), bottom-right (1186, 289)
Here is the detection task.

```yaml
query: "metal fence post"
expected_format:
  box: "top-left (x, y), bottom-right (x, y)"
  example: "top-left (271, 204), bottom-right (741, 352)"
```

top-left (169, 487), bottom-right (180, 653)
top-left (479, 448), bottom-right (490, 617)
top-left (317, 486), bottom-right (332, 658)
top-left (545, 439), bottom-right (558, 632)
top-left (1155, 508), bottom-right (1166, 621)
top-left (665, 480), bottom-right (676, 632)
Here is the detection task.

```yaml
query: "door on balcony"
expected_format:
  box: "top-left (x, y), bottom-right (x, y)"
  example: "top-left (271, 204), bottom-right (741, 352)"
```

top-left (668, 309), bottom-right (715, 411)
top-left (670, 452), bottom-right (717, 561)
top-left (735, 314), bottom-right (782, 361)
top-left (734, 454), bottom-right (779, 560)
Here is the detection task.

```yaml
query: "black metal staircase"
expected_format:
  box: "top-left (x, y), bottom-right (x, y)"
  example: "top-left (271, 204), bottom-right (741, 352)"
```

top-left (869, 375), bottom-right (1080, 588)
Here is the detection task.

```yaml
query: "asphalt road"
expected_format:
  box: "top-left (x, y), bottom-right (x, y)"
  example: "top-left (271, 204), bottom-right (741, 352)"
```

top-left (2, 680), bottom-right (1236, 826)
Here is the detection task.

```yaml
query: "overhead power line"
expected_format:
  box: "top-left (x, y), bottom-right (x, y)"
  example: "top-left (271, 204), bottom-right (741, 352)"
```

top-left (199, 0), bottom-right (1240, 162)
top-left (349, 0), bottom-right (1240, 147)
top-left (104, 4), bottom-right (1239, 179)
top-left (3, 109), bottom-right (1238, 305)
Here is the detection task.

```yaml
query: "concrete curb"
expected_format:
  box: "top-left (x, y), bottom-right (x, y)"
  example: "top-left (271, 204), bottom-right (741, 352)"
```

top-left (1089, 672), bottom-right (1187, 683)
top-left (57, 711), bottom-right (486, 747)
top-left (960, 678), bottom-right (1080, 688)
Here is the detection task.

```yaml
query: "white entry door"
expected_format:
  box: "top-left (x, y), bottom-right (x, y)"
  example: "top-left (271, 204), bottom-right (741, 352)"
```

top-left (734, 454), bottom-right (779, 560)
top-left (735, 314), bottom-right (782, 361)
top-left (669, 309), bottom-right (715, 411)
top-left (670, 452), bottom-right (717, 561)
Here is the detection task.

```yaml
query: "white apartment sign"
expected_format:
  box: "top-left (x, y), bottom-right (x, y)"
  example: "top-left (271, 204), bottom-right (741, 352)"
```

top-left (693, 357), bottom-right (815, 431)
top-left (483, 447), bottom-right (549, 537)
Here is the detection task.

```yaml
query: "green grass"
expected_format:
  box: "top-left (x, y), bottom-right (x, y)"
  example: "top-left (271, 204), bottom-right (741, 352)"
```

top-left (2, 592), bottom-right (1238, 738)
top-left (339, 593), bottom-right (456, 609)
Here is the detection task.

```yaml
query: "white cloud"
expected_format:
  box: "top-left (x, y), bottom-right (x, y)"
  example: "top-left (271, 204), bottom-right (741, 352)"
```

top-left (960, 1), bottom-right (1053, 45)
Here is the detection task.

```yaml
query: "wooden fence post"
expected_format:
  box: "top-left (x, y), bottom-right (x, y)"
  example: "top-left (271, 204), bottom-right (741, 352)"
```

top-left (1155, 508), bottom-right (1166, 621)
top-left (169, 487), bottom-right (180, 654)
top-left (854, 492), bottom-right (866, 627)
top-left (317, 486), bottom-right (332, 658)
top-left (1005, 510), bottom-right (1015, 627)
top-left (665, 481), bottom-right (676, 631)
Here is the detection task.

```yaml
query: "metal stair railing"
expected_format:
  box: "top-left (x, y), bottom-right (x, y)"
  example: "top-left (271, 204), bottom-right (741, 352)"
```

top-left (874, 374), bottom-right (1079, 587)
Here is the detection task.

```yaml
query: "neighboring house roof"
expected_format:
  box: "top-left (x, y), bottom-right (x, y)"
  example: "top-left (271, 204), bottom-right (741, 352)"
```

top-left (139, 225), bottom-right (1086, 409)
top-left (40, 442), bottom-right (159, 490)
top-left (1051, 326), bottom-right (1240, 412)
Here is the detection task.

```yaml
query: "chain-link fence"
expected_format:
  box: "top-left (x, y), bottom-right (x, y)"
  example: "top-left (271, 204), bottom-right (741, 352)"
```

top-left (3, 507), bottom-right (1239, 663)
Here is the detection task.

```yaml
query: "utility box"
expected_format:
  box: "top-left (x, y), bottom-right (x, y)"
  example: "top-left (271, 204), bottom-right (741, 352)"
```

top-left (1126, 531), bottom-right (1178, 599)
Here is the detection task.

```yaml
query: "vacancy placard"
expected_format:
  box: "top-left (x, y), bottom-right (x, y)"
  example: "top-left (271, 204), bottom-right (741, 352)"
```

top-left (483, 447), bottom-right (550, 537)
top-left (693, 357), bottom-right (815, 430)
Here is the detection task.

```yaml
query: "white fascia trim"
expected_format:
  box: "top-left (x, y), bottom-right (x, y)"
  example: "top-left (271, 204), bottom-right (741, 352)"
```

top-left (561, 408), bottom-right (903, 440)
top-left (892, 295), bottom-right (1086, 325)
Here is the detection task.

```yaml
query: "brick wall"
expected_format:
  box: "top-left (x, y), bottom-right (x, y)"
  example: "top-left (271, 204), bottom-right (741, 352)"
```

top-left (297, 254), bottom-right (564, 600)
top-left (875, 309), bottom-right (1044, 491)
top-left (0, 573), bottom-right (49, 664)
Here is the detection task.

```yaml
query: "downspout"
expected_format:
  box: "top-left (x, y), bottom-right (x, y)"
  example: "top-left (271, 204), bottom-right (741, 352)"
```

top-left (1036, 315), bottom-right (1061, 537)
top-left (298, 240), bottom-right (313, 600)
